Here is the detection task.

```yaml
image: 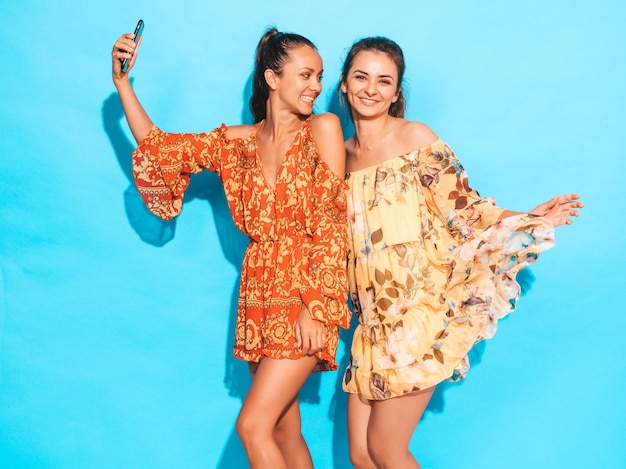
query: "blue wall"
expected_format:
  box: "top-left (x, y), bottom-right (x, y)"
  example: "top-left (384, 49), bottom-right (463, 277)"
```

top-left (1, 1), bottom-right (624, 468)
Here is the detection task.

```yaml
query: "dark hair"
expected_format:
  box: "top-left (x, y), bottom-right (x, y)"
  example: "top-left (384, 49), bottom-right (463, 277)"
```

top-left (340, 36), bottom-right (406, 118)
top-left (249, 28), bottom-right (317, 123)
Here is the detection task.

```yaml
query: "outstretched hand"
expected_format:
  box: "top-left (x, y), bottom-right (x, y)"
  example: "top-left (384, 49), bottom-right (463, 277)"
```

top-left (111, 33), bottom-right (142, 79)
top-left (530, 194), bottom-right (584, 227)
top-left (295, 304), bottom-right (326, 356)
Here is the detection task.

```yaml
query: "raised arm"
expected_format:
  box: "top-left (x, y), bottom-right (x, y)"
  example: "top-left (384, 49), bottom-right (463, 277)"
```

top-left (111, 32), bottom-right (153, 143)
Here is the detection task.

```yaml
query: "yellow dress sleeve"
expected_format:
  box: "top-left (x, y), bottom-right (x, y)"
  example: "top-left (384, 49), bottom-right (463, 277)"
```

top-left (419, 142), bottom-right (506, 240)
top-left (132, 125), bottom-right (228, 220)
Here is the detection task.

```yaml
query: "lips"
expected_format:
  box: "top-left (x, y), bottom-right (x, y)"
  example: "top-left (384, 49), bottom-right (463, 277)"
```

top-left (358, 96), bottom-right (378, 105)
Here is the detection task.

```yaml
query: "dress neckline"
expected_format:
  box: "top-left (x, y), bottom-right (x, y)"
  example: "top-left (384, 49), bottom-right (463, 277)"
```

top-left (253, 119), bottom-right (309, 190)
top-left (346, 138), bottom-right (443, 175)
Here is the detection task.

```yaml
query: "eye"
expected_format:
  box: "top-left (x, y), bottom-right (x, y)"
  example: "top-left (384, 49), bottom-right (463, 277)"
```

top-left (355, 74), bottom-right (366, 80)
top-left (380, 79), bottom-right (392, 85)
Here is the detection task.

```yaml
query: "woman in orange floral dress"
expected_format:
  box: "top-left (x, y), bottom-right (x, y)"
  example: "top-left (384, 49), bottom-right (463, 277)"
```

top-left (339, 37), bottom-right (583, 469)
top-left (111, 28), bottom-right (349, 469)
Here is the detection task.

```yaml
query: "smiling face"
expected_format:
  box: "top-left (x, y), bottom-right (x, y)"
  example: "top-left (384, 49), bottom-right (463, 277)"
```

top-left (341, 50), bottom-right (401, 119)
top-left (268, 45), bottom-right (323, 116)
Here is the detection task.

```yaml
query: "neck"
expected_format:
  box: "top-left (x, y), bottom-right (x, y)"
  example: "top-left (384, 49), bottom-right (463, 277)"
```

top-left (351, 113), bottom-right (396, 151)
top-left (261, 102), bottom-right (307, 140)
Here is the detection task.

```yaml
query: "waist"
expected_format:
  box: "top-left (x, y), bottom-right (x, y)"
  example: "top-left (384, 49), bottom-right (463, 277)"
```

top-left (250, 234), bottom-right (311, 245)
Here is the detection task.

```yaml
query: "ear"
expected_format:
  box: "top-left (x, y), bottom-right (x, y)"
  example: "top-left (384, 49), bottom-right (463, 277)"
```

top-left (264, 69), bottom-right (278, 91)
top-left (340, 76), bottom-right (347, 94)
top-left (392, 86), bottom-right (401, 103)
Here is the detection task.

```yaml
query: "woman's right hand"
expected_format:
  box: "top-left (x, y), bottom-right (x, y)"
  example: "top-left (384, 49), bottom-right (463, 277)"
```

top-left (111, 33), bottom-right (142, 80)
top-left (108, 32), bottom-right (153, 144)
top-left (295, 304), bottom-right (326, 356)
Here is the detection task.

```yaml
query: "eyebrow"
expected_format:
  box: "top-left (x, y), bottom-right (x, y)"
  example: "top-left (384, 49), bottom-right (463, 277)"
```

top-left (352, 69), bottom-right (395, 80)
top-left (298, 67), bottom-right (324, 74)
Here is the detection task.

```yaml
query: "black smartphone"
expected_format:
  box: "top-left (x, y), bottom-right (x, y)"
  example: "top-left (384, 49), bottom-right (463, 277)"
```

top-left (121, 19), bottom-right (144, 73)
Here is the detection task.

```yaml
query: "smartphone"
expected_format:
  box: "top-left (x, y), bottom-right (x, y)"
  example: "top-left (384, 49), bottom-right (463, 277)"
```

top-left (121, 19), bottom-right (144, 73)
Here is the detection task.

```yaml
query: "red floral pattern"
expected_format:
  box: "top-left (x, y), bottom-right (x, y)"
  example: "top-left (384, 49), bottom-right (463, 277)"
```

top-left (133, 121), bottom-right (350, 371)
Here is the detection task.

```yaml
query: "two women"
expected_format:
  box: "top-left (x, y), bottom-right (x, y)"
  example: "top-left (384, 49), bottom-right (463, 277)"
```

top-left (112, 27), bottom-right (582, 469)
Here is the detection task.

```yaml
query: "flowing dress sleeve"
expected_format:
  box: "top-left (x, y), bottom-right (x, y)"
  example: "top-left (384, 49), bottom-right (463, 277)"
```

top-left (132, 124), bottom-right (228, 220)
top-left (299, 142), bottom-right (351, 329)
top-left (418, 141), bottom-right (555, 340)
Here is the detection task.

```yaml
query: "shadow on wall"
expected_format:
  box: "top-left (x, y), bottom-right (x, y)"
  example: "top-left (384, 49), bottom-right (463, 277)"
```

top-left (101, 84), bottom-right (176, 247)
top-left (327, 82), bottom-right (354, 140)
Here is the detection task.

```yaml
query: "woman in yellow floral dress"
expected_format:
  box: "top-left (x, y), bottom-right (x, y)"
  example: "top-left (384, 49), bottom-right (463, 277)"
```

top-left (111, 28), bottom-right (349, 469)
top-left (339, 37), bottom-right (583, 469)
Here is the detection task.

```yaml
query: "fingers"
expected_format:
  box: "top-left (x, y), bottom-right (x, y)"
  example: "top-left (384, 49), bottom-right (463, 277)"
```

top-left (295, 321), bottom-right (302, 349)
top-left (557, 194), bottom-right (584, 209)
top-left (111, 33), bottom-right (140, 76)
top-left (551, 205), bottom-right (583, 227)
top-left (295, 322), bottom-right (326, 356)
top-left (112, 34), bottom-right (136, 57)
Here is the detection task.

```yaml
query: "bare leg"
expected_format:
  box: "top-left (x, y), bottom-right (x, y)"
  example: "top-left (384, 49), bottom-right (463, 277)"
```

top-left (274, 395), bottom-right (313, 469)
top-left (367, 387), bottom-right (435, 469)
top-left (236, 356), bottom-right (318, 469)
top-left (347, 393), bottom-right (377, 469)
top-left (247, 362), bottom-right (313, 468)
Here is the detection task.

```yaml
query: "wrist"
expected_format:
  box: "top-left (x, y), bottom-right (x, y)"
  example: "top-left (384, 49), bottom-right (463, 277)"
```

top-left (112, 73), bottom-right (131, 88)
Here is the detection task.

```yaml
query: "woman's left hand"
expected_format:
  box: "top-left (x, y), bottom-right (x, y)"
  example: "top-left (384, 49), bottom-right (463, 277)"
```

top-left (530, 193), bottom-right (584, 227)
top-left (295, 305), bottom-right (326, 356)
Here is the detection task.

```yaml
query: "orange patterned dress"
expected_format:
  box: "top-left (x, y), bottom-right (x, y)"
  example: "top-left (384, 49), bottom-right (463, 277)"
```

top-left (132, 120), bottom-right (350, 371)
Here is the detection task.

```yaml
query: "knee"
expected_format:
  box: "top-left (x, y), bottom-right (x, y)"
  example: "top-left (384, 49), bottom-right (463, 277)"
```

top-left (274, 420), bottom-right (301, 448)
top-left (349, 446), bottom-right (375, 469)
top-left (367, 438), bottom-right (399, 469)
top-left (235, 412), bottom-right (262, 447)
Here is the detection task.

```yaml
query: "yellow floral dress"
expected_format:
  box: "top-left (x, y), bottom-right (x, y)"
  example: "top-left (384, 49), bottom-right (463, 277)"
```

top-left (132, 120), bottom-right (350, 371)
top-left (343, 140), bottom-right (555, 399)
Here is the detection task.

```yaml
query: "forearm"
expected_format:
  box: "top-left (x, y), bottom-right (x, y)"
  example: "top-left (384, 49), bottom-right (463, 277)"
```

top-left (112, 75), bottom-right (154, 144)
top-left (498, 209), bottom-right (527, 221)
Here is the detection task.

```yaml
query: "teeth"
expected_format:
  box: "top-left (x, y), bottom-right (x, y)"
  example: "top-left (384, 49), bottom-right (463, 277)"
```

top-left (301, 96), bottom-right (314, 103)
top-left (360, 98), bottom-right (376, 104)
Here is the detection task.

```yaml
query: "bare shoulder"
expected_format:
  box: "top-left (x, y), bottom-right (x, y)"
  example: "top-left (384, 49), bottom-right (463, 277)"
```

top-left (224, 123), bottom-right (258, 140)
top-left (396, 120), bottom-right (439, 149)
top-left (308, 112), bottom-right (342, 137)
top-left (308, 113), bottom-right (345, 176)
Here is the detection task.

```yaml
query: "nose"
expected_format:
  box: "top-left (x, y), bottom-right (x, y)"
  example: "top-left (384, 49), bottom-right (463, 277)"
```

top-left (365, 80), bottom-right (376, 95)
top-left (310, 77), bottom-right (322, 92)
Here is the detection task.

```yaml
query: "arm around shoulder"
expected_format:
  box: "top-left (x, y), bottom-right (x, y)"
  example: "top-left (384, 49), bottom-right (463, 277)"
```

top-left (309, 113), bottom-right (345, 177)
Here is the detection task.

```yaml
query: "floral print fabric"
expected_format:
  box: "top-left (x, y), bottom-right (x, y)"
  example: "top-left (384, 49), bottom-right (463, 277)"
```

top-left (132, 121), bottom-right (350, 371)
top-left (343, 140), bottom-right (555, 399)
